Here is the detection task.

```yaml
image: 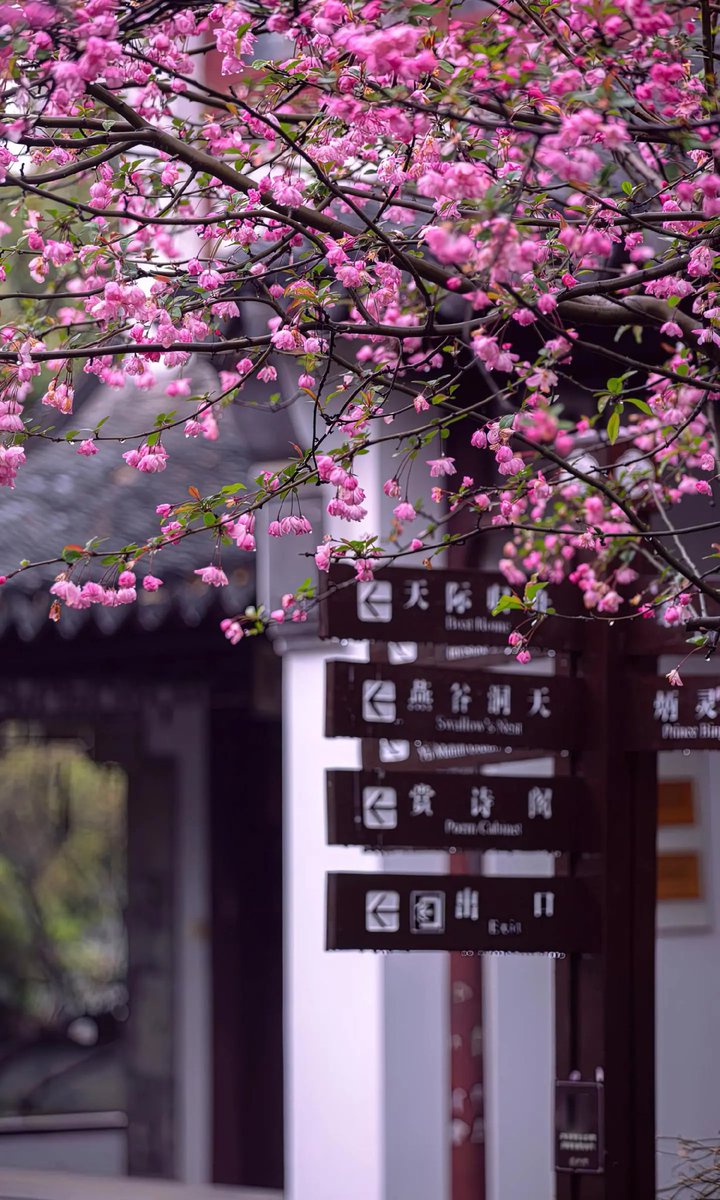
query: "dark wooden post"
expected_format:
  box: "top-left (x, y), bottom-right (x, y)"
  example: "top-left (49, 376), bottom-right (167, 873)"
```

top-left (448, 508), bottom-right (487, 1200)
top-left (555, 624), bottom-right (657, 1199)
top-left (450, 851), bottom-right (486, 1199)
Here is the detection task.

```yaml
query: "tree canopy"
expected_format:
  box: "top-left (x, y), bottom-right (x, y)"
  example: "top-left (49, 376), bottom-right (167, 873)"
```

top-left (1, 0), bottom-right (720, 665)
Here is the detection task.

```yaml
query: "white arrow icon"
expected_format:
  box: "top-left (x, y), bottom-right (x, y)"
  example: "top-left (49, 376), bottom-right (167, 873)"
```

top-left (388, 641), bottom-right (418, 664)
top-left (357, 580), bottom-right (393, 623)
top-left (362, 786), bottom-right (398, 829)
top-left (379, 739), bottom-right (410, 762)
top-left (366, 890), bottom-right (401, 932)
top-left (362, 679), bottom-right (396, 723)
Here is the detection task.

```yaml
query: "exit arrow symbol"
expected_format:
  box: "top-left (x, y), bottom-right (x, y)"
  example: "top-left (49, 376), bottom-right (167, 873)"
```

top-left (365, 890), bottom-right (401, 932)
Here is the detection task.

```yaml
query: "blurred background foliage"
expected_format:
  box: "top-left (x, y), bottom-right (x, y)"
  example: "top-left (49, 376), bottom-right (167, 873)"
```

top-left (0, 725), bottom-right (127, 1115)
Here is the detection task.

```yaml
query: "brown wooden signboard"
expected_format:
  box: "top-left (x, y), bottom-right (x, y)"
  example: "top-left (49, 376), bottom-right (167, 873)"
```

top-left (626, 677), bottom-right (720, 750)
top-left (326, 770), bottom-right (598, 852)
top-left (326, 872), bottom-right (601, 953)
top-left (360, 737), bottom-right (514, 771)
top-left (326, 661), bottom-right (582, 749)
top-left (319, 565), bottom-right (581, 648)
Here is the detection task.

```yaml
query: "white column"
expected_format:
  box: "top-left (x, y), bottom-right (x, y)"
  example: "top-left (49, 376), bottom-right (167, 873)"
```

top-left (481, 758), bottom-right (555, 1200)
top-left (284, 425), bottom-right (450, 1200)
top-left (384, 852), bottom-right (450, 1200)
top-left (284, 648), bottom-right (385, 1200)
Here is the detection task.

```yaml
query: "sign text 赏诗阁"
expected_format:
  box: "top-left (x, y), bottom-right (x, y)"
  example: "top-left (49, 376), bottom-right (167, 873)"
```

top-left (326, 770), bottom-right (597, 853)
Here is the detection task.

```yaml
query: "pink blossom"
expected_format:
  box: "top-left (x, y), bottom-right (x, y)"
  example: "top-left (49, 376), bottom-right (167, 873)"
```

top-left (0, 445), bottom-right (25, 488)
top-left (257, 366), bottom-right (278, 383)
top-left (271, 327), bottom-right (299, 351)
top-left (41, 381), bottom-right (73, 413)
top-left (0, 400), bottom-right (24, 433)
top-left (426, 457), bottom-right (456, 477)
top-left (81, 581), bottom-right (105, 604)
top-left (220, 618), bottom-right (244, 644)
top-left (50, 578), bottom-right (82, 606)
top-left (512, 308), bottom-right (537, 326)
top-left (393, 501), bottom-right (417, 522)
top-left (315, 542), bottom-right (334, 571)
top-left (194, 564), bottom-right (229, 587)
top-left (123, 443), bottom-right (169, 473)
top-left (143, 574), bottom-right (164, 591)
top-left (76, 439), bottom-right (97, 456)
top-left (354, 559), bottom-right (376, 582)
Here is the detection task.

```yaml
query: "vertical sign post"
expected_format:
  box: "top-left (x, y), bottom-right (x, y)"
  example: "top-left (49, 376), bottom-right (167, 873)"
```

top-left (555, 625), bottom-right (656, 1200)
top-left (321, 567), bottom-right (665, 1200)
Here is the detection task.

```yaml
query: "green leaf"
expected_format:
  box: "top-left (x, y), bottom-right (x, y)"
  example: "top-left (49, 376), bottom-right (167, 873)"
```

top-left (626, 398), bottom-right (653, 415)
top-left (492, 594), bottom-right (524, 614)
top-left (524, 580), bottom-right (548, 603)
top-left (607, 409), bottom-right (621, 444)
top-left (607, 376), bottom-right (623, 395)
top-left (621, 180), bottom-right (633, 196)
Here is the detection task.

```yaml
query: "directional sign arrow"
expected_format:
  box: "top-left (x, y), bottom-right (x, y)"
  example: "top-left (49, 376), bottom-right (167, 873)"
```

top-left (320, 564), bottom-right (583, 647)
top-left (327, 661), bottom-right (581, 749)
top-left (365, 890), bottom-right (400, 931)
top-left (361, 679), bottom-right (396, 722)
top-left (327, 770), bottom-right (597, 852)
top-left (327, 874), bottom-right (601, 953)
top-left (357, 580), bottom-right (393, 623)
top-left (362, 786), bottom-right (398, 829)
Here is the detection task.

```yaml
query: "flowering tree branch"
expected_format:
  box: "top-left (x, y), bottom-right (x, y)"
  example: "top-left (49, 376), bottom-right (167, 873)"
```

top-left (1, 0), bottom-right (720, 659)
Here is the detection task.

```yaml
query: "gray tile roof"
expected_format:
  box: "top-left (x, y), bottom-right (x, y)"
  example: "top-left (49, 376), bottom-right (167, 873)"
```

top-left (0, 357), bottom-right (301, 639)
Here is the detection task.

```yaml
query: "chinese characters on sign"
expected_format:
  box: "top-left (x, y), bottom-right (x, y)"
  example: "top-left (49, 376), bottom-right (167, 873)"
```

top-left (630, 680), bottom-right (720, 748)
top-left (326, 874), bottom-right (601, 953)
top-left (325, 771), bottom-right (592, 852)
top-left (326, 772), bottom-right (585, 849)
top-left (325, 661), bottom-right (578, 749)
top-left (319, 565), bottom-right (579, 649)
